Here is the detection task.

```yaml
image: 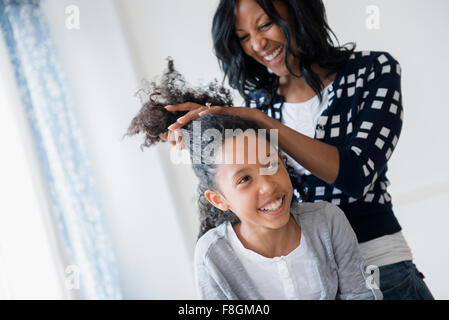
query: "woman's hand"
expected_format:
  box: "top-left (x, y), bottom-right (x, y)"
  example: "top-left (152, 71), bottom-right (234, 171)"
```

top-left (164, 102), bottom-right (265, 150)
top-left (163, 102), bottom-right (209, 150)
top-left (165, 102), bottom-right (264, 131)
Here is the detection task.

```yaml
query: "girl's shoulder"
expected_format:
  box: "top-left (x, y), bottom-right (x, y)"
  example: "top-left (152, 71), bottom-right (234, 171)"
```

top-left (290, 201), bottom-right (348, 232)
top-left (194, 222), bottom-right (230, 264)
top-left (290, 200), bottom-right (337, 217)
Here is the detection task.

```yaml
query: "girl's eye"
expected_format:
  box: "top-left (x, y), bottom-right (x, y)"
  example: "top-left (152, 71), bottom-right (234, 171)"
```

top-left (238, 176), bottom-right (250, 184)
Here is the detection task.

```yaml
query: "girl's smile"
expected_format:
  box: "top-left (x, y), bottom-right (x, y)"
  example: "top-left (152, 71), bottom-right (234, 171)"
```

top-left (258, 194), bottom-right (286, 216)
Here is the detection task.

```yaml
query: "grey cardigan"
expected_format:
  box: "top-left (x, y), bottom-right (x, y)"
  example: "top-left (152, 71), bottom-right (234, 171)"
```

top-left (193, 201), bottom-right (383, 300)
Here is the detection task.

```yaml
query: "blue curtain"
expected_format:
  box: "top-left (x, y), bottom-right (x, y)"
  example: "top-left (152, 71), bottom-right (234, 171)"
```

top-left (0, 0), bottom-right (122, 299)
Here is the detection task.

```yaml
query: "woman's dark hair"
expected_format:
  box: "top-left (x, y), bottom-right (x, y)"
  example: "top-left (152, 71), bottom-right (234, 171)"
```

top-left (125, 57), bottom-right (307, 239)
top-left (212, 0), bottom-right (356, 105)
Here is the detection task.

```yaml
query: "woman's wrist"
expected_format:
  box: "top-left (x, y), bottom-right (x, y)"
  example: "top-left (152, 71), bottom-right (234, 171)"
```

top-left (252, 108), bottom-right (275, 130)
top-left (250, 107), bottom-right (339, 184)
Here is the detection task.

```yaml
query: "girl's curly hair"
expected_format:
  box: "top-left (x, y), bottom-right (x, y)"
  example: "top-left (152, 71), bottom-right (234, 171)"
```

top-left (125, 57), bottom-right (308, 240)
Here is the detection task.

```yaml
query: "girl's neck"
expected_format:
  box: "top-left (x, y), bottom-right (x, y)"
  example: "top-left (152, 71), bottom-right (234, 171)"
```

top-left (234, 215), bottom-right (301, 259)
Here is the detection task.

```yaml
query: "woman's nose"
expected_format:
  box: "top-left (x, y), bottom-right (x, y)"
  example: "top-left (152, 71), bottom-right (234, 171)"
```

top-left (251, 34), bottom-right (267, 53)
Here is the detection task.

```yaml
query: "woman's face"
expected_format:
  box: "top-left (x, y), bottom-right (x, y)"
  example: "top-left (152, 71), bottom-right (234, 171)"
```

top-left (205, 132), bottom-right (293, 231)
top-left (234, 0), bottom-right (299, 77)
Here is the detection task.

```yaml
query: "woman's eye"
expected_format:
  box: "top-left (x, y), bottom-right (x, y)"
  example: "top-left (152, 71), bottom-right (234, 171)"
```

top-left (237, 23), bottom-right (271, 42)
top-left (238, 176), bottom-right (250, 184)
top-left (260, 22), bottom-right (272, 30)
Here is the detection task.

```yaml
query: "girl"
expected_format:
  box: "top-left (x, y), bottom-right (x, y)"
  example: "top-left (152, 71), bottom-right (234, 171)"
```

top-left (127, 58), bottom-right (381, 300)
top-left (164, 0), bottom-right (434, 300)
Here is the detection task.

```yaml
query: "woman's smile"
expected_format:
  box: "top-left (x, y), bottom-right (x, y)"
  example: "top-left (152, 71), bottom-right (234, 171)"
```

top-left (234, 0), bottom-right (299, 78)
top-left (262, 45), bottom-right (284, 64)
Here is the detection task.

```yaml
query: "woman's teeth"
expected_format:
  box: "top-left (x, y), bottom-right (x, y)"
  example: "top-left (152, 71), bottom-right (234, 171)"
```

top-left (264, 46), bottom-right (283, 62)
top-left (259, 196), bottom-right (283, 211)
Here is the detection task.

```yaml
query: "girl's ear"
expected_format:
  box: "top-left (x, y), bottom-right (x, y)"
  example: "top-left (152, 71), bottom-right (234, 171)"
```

top-left (204, 189), bottom-right (230, 211)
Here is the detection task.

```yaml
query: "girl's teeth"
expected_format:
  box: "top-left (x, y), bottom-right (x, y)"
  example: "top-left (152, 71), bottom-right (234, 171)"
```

top-left (264, 46), bottom-right (283, 62)
top-left (260, 197), bottom-right (283, 211)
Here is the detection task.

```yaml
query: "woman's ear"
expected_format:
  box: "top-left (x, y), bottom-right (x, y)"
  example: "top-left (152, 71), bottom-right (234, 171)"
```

top-left (204, 189), bottom-right (230, 211)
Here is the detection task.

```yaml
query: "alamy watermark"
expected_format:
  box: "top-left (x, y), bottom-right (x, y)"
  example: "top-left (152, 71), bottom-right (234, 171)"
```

top-left (169, 120), bottom-right (280, 175)
top-left (366, 5), bottom-right (381, 30)
top-left (65, 264), bottom-right (81, 290)
top-left (65, 5), bottom-right (80, 30)
top-left (365, 264), bottom-right (380, 291)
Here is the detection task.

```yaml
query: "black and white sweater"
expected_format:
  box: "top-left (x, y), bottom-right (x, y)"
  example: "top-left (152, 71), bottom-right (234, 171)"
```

top-left (244, 51), bottom-right (404, 243)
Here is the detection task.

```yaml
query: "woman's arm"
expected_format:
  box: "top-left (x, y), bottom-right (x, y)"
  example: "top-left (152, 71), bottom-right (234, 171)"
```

top-left (166, 52), bottom-right (403, 198)
top-left (254, 111), bottom-right (340, 184)
top-left (253, 52), bottom-right (403, 199)
top-left (331, 52), bottom-right (403, 198)
top-left (166, 103), bottom-right (340, 183)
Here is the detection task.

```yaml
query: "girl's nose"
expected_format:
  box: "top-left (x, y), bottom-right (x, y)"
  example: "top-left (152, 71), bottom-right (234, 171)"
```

top-left (259, 176), bottom-right (277, 195)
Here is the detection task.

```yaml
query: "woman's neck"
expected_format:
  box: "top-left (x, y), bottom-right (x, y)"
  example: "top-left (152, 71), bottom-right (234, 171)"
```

top-left (234, 215), bottom-right (301, 259)
top-left (278, 64), bottom-right (336, 103)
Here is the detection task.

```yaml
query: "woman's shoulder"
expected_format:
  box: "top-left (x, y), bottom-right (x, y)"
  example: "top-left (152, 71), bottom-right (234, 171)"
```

top-left (342, 50), bottom-right (400, 74)
top-left (351, 50), bottom-right (399, 62)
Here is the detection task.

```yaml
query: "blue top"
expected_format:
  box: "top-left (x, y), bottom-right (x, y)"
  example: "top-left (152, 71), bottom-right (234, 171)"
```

top-left (243, 51), bottom-right (404, 243)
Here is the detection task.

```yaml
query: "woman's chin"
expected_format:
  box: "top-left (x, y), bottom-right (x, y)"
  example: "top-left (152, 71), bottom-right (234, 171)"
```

top-left (267, 65), bottom-right (287, 77)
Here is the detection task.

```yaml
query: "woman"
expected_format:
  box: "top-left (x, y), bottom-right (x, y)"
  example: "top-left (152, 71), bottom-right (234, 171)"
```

top-left (127, 60), bottom-right (379, 299)
top-left (163, 0), bottom-right (433, 300)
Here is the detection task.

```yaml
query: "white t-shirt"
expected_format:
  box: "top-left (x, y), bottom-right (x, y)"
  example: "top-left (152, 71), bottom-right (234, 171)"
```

top-left (226, 222), bottom-right (322, 300)
top-left (281, 83), bottom-right (332, 175)
top-left (280, 84), bottom-right (413, 267)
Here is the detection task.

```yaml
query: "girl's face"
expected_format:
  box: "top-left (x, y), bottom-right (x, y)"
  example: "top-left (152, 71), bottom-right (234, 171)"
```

top-left (205, 132), bottom-right (294, 231)
top-left (234, 0), bottom-right (299, 77)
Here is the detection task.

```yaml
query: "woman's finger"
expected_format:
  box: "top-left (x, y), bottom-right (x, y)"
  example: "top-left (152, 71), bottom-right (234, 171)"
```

top-left (168, 105), bottom-right (209, 131)
top-left (174, 129), bottom-right (187, 150)
top-left (198, 106), bottom-right (226, 116)
top-left (159, 131), bottom-right (169, 142)
top-left (165, 102), bottom-right (203, 112)
top-left (167, 129), bottom-right (177, 143)
top-left (199, 106), bottom-right (261, 125)
top-left (165, 129), bottom-right (186, 149)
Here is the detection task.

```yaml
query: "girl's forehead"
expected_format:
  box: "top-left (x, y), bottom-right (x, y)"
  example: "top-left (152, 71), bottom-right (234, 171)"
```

top-left (213, 134), bottom-right (280, 185)
top-left (215, 133), bottom-right (278, 165)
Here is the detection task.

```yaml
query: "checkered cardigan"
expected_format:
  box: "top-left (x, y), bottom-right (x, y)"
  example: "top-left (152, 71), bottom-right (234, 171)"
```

top-left (243, 51), bottom-right (404, 242)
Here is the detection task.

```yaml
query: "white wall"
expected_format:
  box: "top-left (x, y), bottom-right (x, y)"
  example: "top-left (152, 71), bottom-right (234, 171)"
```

top-left (38, 0), bottom-right (449, 299)
top-left (41, 0), bottom-right (197, 299)
top-left (0, 28), bottom-right (68, 300)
